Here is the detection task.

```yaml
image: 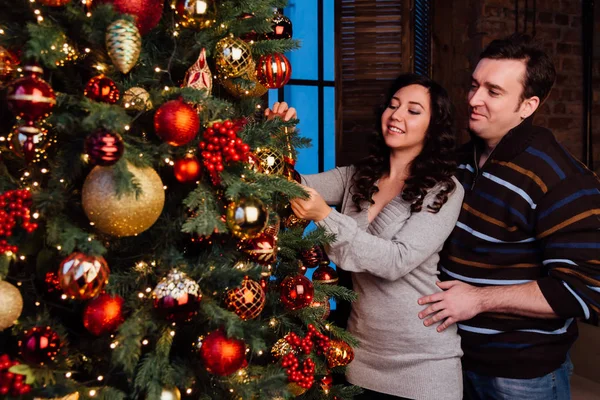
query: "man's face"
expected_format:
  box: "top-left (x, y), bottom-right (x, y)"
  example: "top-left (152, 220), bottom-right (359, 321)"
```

top-left (468, 58), bottom-right (529, 146)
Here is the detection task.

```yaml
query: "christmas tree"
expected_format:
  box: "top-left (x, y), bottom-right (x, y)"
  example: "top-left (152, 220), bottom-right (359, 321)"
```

top-left (0, 1), bottom-right (359, 399)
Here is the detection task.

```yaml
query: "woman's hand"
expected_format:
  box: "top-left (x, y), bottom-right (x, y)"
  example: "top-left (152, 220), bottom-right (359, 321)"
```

top-left (290, 185), bottom-right (331, 222)
top-left (265, 101), bottom-right (297, 121)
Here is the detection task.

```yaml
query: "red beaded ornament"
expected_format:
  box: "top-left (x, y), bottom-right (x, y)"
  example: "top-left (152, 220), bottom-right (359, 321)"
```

top-left (199, 329), bottom-right (247, 376)
top-left (173, 154), bottom-right (202, 183)
top-left (0, 189), bottom-right (38, 254)
top-left (281, 325), bottom-right (330, 390)
top-left (84, 129), bottom-right (124, 166)
top-left (198, 119), bottom-right (250, 184)
top-left (256, 53), bottom-right (292, 89)
top-left (154, 99), bottom-right (200, 146)
top-left (18, 326), bottom-right (61, 365)
top-left (84, 75), bottom-right (120, 104)
top-left (58, 252), bottom-right (110, 300)
top-left (280, 274), bottom-right (314, 311)
top-left (83, 293), bottom-right (125, 336)
top-left (0, 354), bottom-right (32, 397)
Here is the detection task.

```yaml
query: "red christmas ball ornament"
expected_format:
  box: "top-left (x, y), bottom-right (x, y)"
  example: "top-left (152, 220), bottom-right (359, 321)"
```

top-left (266, 12), bottom-right (293, 40)
top-left (173, 154), bottom-right (201, 183)
top-left (18, 326), bottom-right (61, 365)
top-left (239, 232), bottom-right (277, 265)
top-left (300, 245), bottom-right (325, 269)
top-left (280, 274), bottom-right (314, 311)
top-left (58, 252), bottom-right (110, 300)
top-left (256, 53), bottom-right (291, 89)
top-left (152, 269), bottom-right (202, 322)
top-left (96, 0), bottom-right (164, 35)
top-left (83, 293), bottom-right (125, 336)
top-left (84, 129), bottom-right (124, 166)
top-left (84, 75), bottom-right (120, 104)
top-left (224, 277), bottom-right (266, 320)
top-left (0, 355), bottom-right (32, 397)
top-left (238, 13), bottom-right (258, 42)
top-left (312, 264), bottom-right (338, 285)
top-left (6, 65), bottom-right (56, 124)
top-left (154, 99), bottom-right (200, 146)
top-left (199, 329), bottom-right (247, 376)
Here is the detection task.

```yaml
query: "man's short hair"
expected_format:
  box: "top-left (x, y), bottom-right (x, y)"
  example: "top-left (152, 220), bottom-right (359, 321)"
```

top-left (480, 33), bottom-right (556, 103)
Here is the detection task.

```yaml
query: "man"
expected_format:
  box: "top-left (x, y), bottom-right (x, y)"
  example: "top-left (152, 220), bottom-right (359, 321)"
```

top-left (418, 33), bottom-right (600, 399)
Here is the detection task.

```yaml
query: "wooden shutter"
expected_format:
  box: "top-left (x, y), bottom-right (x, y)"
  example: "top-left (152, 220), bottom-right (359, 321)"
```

top-left (336, 0), bottom-right (413, 166)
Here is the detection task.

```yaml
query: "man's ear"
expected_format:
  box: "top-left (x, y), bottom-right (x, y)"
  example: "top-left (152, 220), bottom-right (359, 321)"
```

top-left (520, 96), bottom-right (540, 119)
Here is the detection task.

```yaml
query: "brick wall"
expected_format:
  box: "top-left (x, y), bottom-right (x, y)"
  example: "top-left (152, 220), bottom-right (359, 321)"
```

top-left (433, 0), bottom-right (599, 173)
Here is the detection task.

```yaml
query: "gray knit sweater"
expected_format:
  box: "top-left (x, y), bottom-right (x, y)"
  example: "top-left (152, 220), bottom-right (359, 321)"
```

top-left (302, 166), bottom-right (464, 400)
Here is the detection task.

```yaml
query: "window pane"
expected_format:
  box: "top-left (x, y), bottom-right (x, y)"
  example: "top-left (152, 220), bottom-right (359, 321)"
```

top-left (285, 0), bottom-right (318, 80)
top-left (324, 0), bottom-right (335, 81)
top-left (284, 85), bottom-right (319, 174)
top-left (324, 86), bottom-right (335, 170)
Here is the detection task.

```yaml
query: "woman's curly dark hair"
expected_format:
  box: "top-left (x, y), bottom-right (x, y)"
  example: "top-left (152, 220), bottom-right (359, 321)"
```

top-left (351, 73), bottom-right (457, 213)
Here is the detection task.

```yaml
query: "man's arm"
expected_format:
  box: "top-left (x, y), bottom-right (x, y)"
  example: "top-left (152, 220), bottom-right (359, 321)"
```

top-left (417, 280), bottom-right (557, 332)
top-left (419, 171), bottom-right (600, 331)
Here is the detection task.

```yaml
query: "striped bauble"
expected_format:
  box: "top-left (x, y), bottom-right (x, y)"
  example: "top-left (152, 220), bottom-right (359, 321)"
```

top-left (256, 53), bottom-right (292, 89)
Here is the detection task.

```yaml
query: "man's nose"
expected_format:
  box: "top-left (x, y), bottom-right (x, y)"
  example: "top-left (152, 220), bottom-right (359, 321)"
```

top-left (468, 87), bottom-right (483, 107)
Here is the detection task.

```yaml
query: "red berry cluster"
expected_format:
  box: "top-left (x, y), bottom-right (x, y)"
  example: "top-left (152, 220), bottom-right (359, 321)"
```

top-left (198, 120), bottom-right (250, 184)
top-left (0, 189), bottom-right (38, 254)
top-left (0, 355), bottom-right (31, 396)
top-left (281, 325), bottom-right (331, 389)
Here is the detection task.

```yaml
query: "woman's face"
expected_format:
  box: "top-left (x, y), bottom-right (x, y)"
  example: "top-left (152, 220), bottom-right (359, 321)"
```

top-left (381, 84), bottom-right (431, 153)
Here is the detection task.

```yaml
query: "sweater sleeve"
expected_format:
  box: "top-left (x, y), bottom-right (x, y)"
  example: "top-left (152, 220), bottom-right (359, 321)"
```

top-left (317, 182), bottom-right (464, 281)
top-left (535, 172), bottom-right (600, 324)
top-left (301, 166), bottom-right (354, 207)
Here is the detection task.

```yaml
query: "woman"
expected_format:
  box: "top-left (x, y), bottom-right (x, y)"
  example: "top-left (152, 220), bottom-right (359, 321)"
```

top-left (267, 74), bottom-right (464, 400)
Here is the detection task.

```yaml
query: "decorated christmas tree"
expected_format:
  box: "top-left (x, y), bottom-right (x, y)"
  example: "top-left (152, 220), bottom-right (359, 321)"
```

top-left (0, 1), bottom-right (359, 399)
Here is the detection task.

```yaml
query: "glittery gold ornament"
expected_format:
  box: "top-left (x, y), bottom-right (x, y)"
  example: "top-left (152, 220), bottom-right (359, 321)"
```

top-left (159, 387), bottom-right (181, 400)
top-left (215, 37), bottom-right (253, 79)
top-left (0, 280), bottom-right (23, 330)
top-left (59, 252), bottom-right (110, 300)
top-left (254, 147), bottom-right (285, 175)
top-left (82, 163), bottom-right (165, 237)
top-left (270, 337), bottom-right (294, 359)
top-left (106, 19), bottom-right (141, 74)
top-left (287, 383), bottom-right (308, 397)
top-left (174, 0), bottom-right (217, 30)
top-left (122, 87), bottom-right (152, 110)
top-left (220, 61), bottom-right (268, 99)
top-left (226, 197), bottom-right (268, 239)
top-left (326, 339), bottom-right (354, 368)
top-left (224, 277), bottom-right (266, 320)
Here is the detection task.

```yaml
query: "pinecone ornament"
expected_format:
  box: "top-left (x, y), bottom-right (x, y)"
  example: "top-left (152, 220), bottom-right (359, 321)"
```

top-left (106, 19), bottom-right (142, 74)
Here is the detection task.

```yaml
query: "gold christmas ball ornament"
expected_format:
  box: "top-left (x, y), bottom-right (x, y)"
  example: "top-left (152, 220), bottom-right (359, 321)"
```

top-left (215, 37), bottom-right (253, 79)
top-left (106, 19), bottom-right (142, 74)
top-left (160, 387), bottom-right (181, 400)
top-left (122, 87), bottom-right (152, 111)
top-left (226, 197), bottom-right (268, 239)
top-left (254, 147), bottom-right (285, 175)
top-left (174, 0), bottom-right (217, 30)
top-left (326, 339), bottom-right (354, 368)
top-left (220, 62), bottom-right (268, 99)
top-left (0, 280), bottom-right (23, 330)
top-left (82, 163), bottom-right (165, 237)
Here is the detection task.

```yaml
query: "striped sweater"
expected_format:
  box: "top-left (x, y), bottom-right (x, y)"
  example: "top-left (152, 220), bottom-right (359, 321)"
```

top-left (440, 118), bottom-right (600, 379)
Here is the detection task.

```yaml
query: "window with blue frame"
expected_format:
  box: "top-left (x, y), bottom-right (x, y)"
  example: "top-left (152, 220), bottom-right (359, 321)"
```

top-left (268, 0), bottom-right (335, 175)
